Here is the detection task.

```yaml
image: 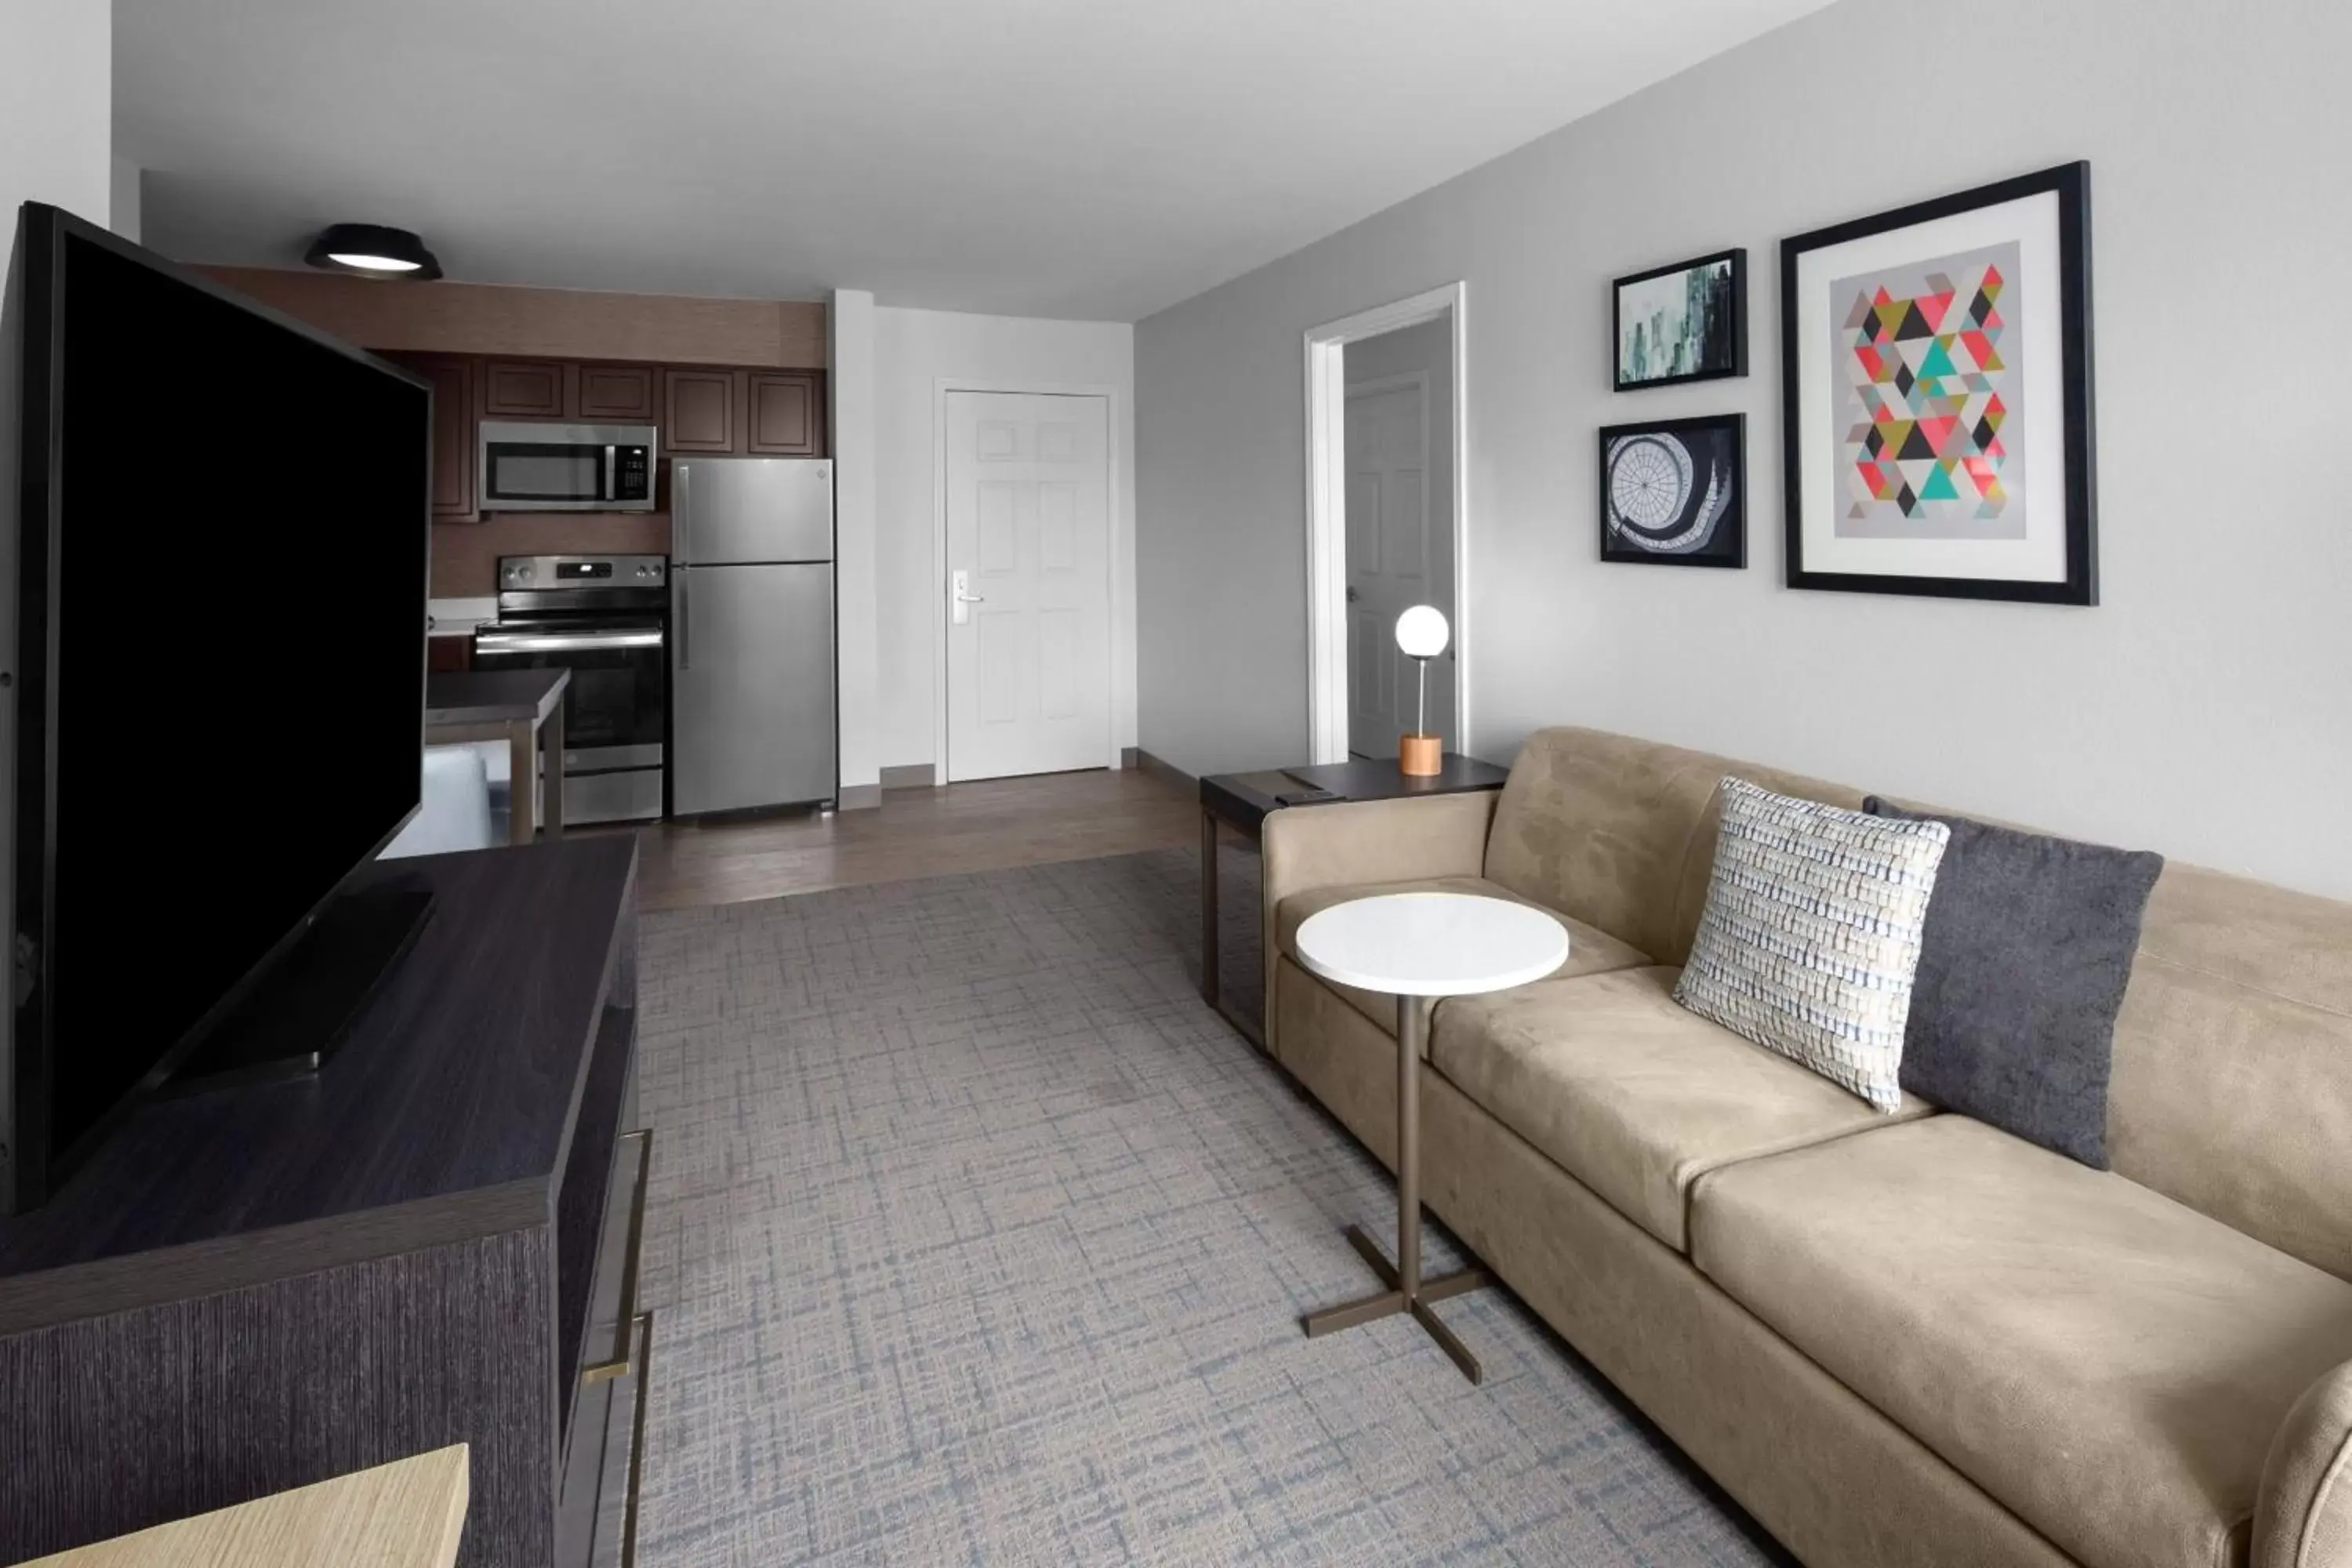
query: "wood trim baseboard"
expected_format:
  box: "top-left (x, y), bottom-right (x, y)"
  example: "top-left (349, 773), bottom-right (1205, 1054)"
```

top-left (837, 783), bottom-right (882, 811)
top-left (878, 764), bottom-right (938, 790)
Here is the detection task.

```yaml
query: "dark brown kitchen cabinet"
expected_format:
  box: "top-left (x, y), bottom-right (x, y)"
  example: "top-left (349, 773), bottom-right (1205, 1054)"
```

top-left (575, 364), bottom-right (656, 422)
top-left (746, 371), bottom-right (823, 456)
top-left (663, 368), bottom-right (737, 453)
top-left (481, 359), bottom-right (569, 419)
top-left (407, 355), bottom-right (477, 521)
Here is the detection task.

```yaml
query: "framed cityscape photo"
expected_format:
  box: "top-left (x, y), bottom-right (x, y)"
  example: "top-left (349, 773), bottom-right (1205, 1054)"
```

top-left (1781, 161), bottom-right (2096, 604)
top-left (1613, 249), bottom-right (1746, 390)
top-left (1599, 412), bottom-right (1746, 568)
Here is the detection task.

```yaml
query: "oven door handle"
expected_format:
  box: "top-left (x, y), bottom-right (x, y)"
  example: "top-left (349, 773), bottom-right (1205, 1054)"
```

top-left (474, 630), bottom-right (665, 653)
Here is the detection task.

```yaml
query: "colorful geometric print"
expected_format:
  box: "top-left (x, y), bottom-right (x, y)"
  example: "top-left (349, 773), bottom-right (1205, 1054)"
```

top-left (1842, 260), bottom-right (2012, 523)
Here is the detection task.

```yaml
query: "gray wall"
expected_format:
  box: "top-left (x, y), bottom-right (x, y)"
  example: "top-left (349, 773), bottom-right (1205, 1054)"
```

top-left (1135, 0), bottom-right (2352, 898)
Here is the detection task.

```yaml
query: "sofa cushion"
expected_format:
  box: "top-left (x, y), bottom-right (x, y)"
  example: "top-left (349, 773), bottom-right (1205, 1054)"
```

top-left (1865, 797), bottom-right (2163, 1168)
top-left (1430, 965), bottom-right (1933, 1251)
top-left (2106, 862), bottom-right (2352, 1283)
top-left (1484, 727), bottom-right (1867, 968)
top-left (1675, 778), bottom-right (1950, 1112)
top-left (1275, 876), bottom-right (1650, 1047)
top-left (1690, 1116), bottom-right (2352, 1568)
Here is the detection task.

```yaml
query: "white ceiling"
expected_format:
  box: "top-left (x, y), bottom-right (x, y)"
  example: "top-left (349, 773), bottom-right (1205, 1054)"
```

top-left (118, 0), bottom-right (1831, 321)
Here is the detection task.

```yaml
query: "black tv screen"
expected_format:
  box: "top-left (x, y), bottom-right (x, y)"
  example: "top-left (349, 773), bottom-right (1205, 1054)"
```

top-left (4, 204), bottom-right (429, 1210)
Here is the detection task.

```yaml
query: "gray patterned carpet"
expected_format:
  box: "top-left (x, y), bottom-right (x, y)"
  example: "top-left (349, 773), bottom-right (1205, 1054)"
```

top-left (633, 848), bottom-right (1787, 1566)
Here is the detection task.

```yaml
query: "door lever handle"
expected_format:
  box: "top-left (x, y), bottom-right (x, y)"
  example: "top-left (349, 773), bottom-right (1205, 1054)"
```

top-left (952, 569), bottom-right (985, 625)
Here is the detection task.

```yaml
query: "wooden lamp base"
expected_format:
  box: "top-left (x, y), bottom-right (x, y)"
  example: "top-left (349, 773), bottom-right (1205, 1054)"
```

top-left (1399, 734), bottom-right (1442, 776)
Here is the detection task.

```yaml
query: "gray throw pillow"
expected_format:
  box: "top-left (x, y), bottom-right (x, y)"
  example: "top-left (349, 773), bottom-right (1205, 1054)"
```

top-left (1864, 798), bottom-right (2162, 1167)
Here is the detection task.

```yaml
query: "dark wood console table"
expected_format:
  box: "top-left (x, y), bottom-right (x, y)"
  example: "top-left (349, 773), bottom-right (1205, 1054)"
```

top-left (0, 837), bottom-right (645, 1568)
top-left (1197, 753), bottom-right (1511, 1045)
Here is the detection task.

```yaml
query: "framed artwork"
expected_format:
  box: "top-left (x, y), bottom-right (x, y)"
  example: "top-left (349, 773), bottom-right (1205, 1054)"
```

top-left (1781, 161), bottom-right (2096, 604)
top-left (1614, 249), bottom-right (1746, 390)
top-left (1599, 412), bottom-right (1746, 568)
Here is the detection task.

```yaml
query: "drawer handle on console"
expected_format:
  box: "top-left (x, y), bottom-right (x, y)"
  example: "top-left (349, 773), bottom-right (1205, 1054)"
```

top-left (621, 1311), bottom-right (655, 1568)
top-left (581, 1128), bottom-right (653, 1385)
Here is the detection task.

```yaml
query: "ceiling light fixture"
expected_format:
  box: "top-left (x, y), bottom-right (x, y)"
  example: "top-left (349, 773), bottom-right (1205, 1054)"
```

top-left (304, 223), bottom-right (442, 281)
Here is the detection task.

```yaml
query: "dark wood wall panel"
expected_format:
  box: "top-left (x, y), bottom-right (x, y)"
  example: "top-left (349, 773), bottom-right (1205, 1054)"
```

top-left (198, 267), bottom-right (827, 369)
top-left (431, 513), bottom-right (672, 597)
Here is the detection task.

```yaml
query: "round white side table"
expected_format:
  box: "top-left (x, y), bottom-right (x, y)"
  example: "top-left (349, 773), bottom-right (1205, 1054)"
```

top-left (1291, 891), bottom-right (1569, 1383)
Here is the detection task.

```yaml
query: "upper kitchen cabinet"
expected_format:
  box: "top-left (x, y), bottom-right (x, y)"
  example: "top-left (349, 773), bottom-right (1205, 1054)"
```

top-left (480, 358), bottom-right (568, 419)
top-left (575, 364), bottom-right (656, 422)
top-left (746, 371), bottom-right (824, 456)
top-left (664, 368), bottom-right (737, 452)
top-left (393, 354), bottom-right (478, 521)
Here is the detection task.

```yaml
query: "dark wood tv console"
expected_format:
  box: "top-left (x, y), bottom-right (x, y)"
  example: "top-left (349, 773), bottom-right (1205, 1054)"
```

top-left (0, 836), bottom-right (646, 1568)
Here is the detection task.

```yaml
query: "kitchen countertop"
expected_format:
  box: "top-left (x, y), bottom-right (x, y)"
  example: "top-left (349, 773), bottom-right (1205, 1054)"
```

top-left (426, 597), bottom-right (499, 637)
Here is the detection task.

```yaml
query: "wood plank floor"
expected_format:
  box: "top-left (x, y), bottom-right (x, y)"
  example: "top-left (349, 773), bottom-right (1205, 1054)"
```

top-left (624, 768), bottom-right (1197, 912)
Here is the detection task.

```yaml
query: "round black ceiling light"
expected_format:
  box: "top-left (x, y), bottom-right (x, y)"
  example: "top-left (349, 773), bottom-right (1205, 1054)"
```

top-left (304, 223), bottom-right (442, 281)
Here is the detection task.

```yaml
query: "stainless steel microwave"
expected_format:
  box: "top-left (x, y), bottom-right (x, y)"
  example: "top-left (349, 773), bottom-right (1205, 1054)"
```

top-left (477, 421), bottom-right (658, 513)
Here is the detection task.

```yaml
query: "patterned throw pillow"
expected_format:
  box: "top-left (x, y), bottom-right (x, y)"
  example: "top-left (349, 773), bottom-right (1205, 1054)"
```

top-left (1674, 778), bottom-right (1951, 1111)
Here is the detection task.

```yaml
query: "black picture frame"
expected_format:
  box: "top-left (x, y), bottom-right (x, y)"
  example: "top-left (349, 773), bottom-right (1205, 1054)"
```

top-left (1598, 412), bottom-right (1747, 568)
top-left (1613, 248), bottom-right (1747, 391)
top-left (1780, 161), bottom-right (2096, 604)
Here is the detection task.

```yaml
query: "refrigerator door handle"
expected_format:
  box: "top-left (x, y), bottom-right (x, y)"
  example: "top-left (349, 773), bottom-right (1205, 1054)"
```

top-left (674, 463), bottom-right (690, 565)
top-left (677, 571), bottom-right (691, 670)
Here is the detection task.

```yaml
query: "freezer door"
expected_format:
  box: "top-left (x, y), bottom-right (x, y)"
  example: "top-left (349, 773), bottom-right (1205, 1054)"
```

top-left (671, 458), bottom-right (834, 565)
top-left (670, 563), bottom-right (837, 815)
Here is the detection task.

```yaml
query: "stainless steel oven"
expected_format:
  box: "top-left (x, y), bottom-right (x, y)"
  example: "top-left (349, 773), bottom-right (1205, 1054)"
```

top-left (479, 421), bottom-right (658, 513)
top-left (473, 555), bottom-right (668, 823)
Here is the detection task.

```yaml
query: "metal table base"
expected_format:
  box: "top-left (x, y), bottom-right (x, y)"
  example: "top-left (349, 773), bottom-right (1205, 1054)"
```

top-left (1300, 992), bottom-right (1494, 1382)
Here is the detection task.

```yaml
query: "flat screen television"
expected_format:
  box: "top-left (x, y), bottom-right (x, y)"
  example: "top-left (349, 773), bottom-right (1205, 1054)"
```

top-left (2, 202), bottom-right (431, 1212)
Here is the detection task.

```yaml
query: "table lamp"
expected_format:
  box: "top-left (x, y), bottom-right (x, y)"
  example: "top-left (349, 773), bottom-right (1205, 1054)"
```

top-left (1395, 604), bottom-right (1448, 777)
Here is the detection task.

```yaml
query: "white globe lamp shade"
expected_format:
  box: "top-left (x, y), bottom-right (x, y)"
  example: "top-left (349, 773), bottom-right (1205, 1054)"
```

top-left (1394, 604), bottom-right (1450, 659)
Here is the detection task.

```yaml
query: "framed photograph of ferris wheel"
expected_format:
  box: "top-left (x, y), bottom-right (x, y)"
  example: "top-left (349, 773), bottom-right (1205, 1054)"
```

top-left (1598, 412), bottom-right (1747, 568)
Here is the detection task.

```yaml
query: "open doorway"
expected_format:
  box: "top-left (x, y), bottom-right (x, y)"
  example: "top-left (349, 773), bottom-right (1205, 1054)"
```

top-left (1302, 284), bottom-right (1468, 767)
top-left (1343, 320), bottom-right (1455, 758)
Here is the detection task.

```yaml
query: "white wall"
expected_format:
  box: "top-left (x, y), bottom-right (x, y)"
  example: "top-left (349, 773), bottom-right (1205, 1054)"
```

top-left (1136, 0), bottom-right (2352, 898)
top-left (829, 289), bottom-right (882, 800)
top-left (2, 4), bottom-right (110, 232)
top-left (110, 156), bottom-right (141, 242)
top-left (872, 306), bottom-right (1136, 775)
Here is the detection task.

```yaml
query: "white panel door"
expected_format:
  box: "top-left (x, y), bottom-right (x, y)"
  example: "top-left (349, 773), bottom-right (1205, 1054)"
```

top-left (946, 391), bottom-right (1111, 782)
top-left (1345, 379), bottom-right (1446, 758)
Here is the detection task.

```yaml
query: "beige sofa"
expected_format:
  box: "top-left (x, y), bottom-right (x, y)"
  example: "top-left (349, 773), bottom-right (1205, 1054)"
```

top-left (1261, 726), bottom-right (2352, 1568)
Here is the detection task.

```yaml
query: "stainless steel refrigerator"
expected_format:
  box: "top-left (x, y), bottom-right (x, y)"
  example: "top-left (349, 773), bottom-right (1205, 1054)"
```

top-left (669, 457), bottom-right (836, 815)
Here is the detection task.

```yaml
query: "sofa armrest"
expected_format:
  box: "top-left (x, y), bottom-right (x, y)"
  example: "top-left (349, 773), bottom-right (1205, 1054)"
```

top-left (2256, 1358), bottom-right (2352, 1568)
top-left (1259, 793), bottom-right (1497, 1053)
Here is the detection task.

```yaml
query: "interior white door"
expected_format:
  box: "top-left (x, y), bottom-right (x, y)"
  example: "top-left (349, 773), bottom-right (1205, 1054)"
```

top-left (1345, 379), bottom-right (1448, 757)
top-left (945, 391), bottom-right (1111, 782)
